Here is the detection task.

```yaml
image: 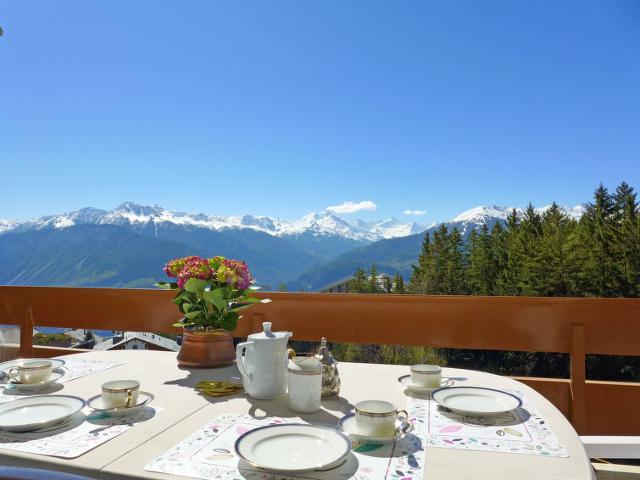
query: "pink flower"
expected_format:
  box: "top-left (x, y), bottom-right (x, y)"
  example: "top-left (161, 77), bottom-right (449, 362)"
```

top-left (164, 256), bottom-right (202, 278)
top-left (176, 257), bottom-right (213, 288)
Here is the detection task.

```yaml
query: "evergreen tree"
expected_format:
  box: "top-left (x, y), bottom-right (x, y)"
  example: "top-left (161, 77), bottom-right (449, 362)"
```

top-left (519, 203), bottom-right (544, 295)
top-left (578, 184), bottom-right (620, 296)
top-left (383, 276), bottom-right (393, 293)
top-left (497, 209), bottom-right (522, 295)
top-left (613, 182), bottom-right (640, 296)
top-left (368, 264), bottom-right (379, 293)
top-left (410, 232), bottom-right (431, 293)
top-left (536, 203), bottom-right (578, 296)
top-left (346, 267), bottom-right (368, 293)
top-left (467, 224), bottom-right (496, 295)
top-left (491, 222), bottom-right (508, 295)
top-left (393, 273), bottom-right (405, 293)
top-left (444, 227), bottom-right (467, 294)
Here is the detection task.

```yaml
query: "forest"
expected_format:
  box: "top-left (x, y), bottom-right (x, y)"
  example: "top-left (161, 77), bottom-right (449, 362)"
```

top-left (330, 182), bottom-right (640, 381)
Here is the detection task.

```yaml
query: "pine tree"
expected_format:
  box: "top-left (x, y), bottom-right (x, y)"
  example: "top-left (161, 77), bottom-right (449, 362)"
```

top-left (519, 204), bottom-right (544, 295)
top-left (578, 184), bottom-right (620, 296)
top-left (393, 273), bottom-right (405, 293)
top-left (613, 182), bottom-right (640, 296)
top-left (497, 209), bottom-right (522, 295)
top-left (444, 227), bottom-right (467, 294)
top-left (536, 203), bottom-right (578, 296)
top-left (467, 224), bottom-right (496, 295)
top-left (368, 265), bottom-right (379, 293)
top-left (383, 276), bottom-right (392, 293)
top-left (491, 222), bottom-right (508, 295)
top-left (410, 232), bottom-right (433, 293)
top-left (346, 267), bottom-right (368, 293)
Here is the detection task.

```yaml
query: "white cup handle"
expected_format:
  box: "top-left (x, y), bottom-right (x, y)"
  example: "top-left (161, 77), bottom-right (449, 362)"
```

top-left (235, 341), bottom-right (253, 380)
top-left (8, 368), bottom-right (20, 383)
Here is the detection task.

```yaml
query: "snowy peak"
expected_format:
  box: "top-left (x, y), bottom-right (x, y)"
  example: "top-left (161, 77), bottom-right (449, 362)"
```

top-left (449, 204), bottom-right (585, 235)
top-left (0, 219), bottom-right (17, 233)
top-left (354, 217), bottom-right (427, 239)
top-left (452, 205), bottom-right (514, 223)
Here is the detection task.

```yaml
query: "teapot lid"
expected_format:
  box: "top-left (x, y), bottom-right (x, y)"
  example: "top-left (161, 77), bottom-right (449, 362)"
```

top-left (248, 322), bottom-right (291, 340)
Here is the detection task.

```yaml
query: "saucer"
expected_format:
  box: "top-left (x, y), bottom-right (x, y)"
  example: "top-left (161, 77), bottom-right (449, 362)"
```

top-left (87, 391), bottom-right (154, 416)
top-left (398, 375), bottom-right (454, 393)
top-left (3, 369), bottom-right (65, 392)
top-left (339, 413), bottom-right (399, 445)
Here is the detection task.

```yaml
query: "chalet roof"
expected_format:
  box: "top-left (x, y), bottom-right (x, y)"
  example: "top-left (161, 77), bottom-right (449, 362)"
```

top-left (94, 332), bottom-right (179, 352)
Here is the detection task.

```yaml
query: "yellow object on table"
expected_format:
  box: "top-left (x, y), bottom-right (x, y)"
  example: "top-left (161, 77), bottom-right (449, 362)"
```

top-left (196, 381), bottom-right (244, 397)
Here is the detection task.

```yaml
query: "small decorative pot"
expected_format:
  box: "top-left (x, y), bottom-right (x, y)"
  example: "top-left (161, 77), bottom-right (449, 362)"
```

top-left (177, 329), bottom-right (235, 368)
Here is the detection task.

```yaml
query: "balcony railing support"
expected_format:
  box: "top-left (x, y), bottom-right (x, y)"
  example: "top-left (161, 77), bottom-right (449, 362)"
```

top-left (570, 323), bottom-right (587, 434)
top-left (19, 306), bottom-right (34, 358)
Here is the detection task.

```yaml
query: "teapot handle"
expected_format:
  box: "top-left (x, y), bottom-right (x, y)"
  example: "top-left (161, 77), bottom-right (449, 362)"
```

top-left (236, 341), bottom-right (253, 380)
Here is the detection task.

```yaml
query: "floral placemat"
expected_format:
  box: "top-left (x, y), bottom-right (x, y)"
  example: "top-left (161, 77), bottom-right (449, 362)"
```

top-left (146, 406), bottom-right (428, 480)
top-left (422, 390), bottom-right (568, 457)
top-left (0, 358), bottom-right (123, 403)
top-left (0, 405), bottom-right (161, 459)
top-left (57, 357), bottom-right (123, 382)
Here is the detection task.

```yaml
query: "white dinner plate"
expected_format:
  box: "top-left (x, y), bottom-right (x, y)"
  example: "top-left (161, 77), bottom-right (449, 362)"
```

top-left (339, 413), bottom-right (397, 445)
top-left (397, 375), bottom-right (454, 393)
top-left (5, 369), bottom-right (65, 392)
top-left (0, 395), bottom-right (85, 432)
top-left (431, 387), bottom-right (522, 415)
top-left (235, 424), bottom-right (351, 472)
top-left (87, 391), bottom-right (154, 416)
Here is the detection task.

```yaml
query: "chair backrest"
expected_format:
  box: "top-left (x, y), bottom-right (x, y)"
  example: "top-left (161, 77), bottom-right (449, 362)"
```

top-left (0, 467), bottom-right (93, 480)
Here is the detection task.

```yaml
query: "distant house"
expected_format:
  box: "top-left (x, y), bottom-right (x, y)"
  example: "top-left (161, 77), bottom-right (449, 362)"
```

top-left (93, 331), bottom-right (180, 352)
top-left (65, 329), bottom-right (107, 349)
top-left (319, 272), bottom-right (394, 293)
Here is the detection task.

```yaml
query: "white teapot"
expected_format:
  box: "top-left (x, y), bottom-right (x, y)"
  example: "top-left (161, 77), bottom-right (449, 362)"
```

top-left (236, 322), bottom-right (292, 399)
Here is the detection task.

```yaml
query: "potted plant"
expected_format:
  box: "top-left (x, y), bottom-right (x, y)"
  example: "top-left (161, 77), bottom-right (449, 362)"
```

top-left (156, 255), bottom-right (266, 368)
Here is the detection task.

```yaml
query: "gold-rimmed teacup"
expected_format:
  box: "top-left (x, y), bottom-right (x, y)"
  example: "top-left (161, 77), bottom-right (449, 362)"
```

top-left (102, 380), bottom-right (140, 409)
top-left (8, 360), bottom-right (53, 384)
top-left (354, 400), bottom-right (409, 438)
top-left (410, 364), bottom-right (442, 388)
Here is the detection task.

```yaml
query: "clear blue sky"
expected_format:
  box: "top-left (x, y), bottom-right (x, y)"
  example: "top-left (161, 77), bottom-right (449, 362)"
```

top-left (1, 0), bottom-right (639, 224)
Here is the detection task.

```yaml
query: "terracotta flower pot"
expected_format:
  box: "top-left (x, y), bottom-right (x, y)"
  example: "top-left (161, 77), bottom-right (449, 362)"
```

top-left (177, 329), bottom-right (235, 368)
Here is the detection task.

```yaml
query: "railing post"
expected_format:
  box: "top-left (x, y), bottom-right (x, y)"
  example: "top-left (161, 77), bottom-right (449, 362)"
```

top-left (19, 306), bottom-right (34, 358)
top-left (570, 323), bottom-right (587, 434)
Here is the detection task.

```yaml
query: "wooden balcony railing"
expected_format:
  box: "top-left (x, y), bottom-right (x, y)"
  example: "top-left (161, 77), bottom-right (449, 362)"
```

top-left (0, 286), bottom-right (639, 435)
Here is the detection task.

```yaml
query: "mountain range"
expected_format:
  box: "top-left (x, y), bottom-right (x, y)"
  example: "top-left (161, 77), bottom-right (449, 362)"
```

top-left (0, 203), bottom-right (584, 290)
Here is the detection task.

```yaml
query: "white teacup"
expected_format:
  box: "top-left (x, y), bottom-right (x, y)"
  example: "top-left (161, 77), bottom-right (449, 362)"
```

top-left (102, 380), bottom-right (140, 409)
top-left (355, 400), bottom-right (408, 438)
top-left (8, 360), bottom-right (53, 384)
top-left (410, 364), bottom-right (442, 388)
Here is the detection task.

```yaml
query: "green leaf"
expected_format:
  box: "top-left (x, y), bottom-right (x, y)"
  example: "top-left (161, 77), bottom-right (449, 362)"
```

top-left (184, 311), bottom-right (202, 320)
top-left (183, 303), bottom-right (192, 313)
top-left (202, 289), bottom-right (228, 311)
top-left (239, 296), bottom-right (261, 304)
top-left (172, 322), bottom-right (186, 328)
top-left (154, 282), bottom-right (171, 289)
top-left (218, 311), bottom-right (239, 332)
top-left (184, 278), bottom-right (208, 294)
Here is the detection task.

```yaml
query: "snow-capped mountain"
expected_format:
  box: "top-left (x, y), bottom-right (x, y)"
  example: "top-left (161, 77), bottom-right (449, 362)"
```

top-left (354, 218), bottom-right (428, 239)
top-left (0, 219), bottom-right (17, 233)
top-left (452, 204), bottom-right (585, 224)
top-left (3, 202), bottom-right (421, 242)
